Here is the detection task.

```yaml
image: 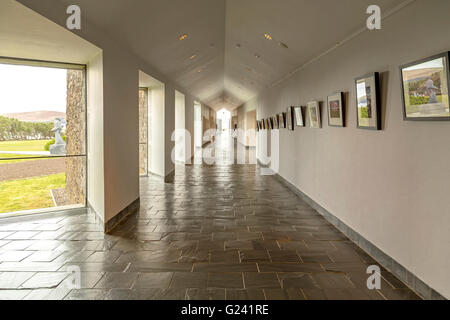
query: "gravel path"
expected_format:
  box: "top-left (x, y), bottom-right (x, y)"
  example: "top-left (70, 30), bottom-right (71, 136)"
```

top-left (0, 158), bottom-right (65, 182)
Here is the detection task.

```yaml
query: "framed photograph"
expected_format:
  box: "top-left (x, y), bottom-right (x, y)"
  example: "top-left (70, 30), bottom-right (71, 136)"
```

top-left (286, 106), bottom-right (294, 130)
top-left (278, 113), bottom-right (286, 128)
top-left (269, 117), bottom-right (274, 130)
top-left (355, 72), bottom-right (381, 130)
top-left (264, 118), bottom-right (269, 130)
top-left (327, 92), bottom-right (345, 127)
top-left (307, 101), bottom-right (321, 128)
top-left (272, 115), bottom-right (279, 129)
top-left (400, 52), bottom-right (450, 120)
top-left (261, 120), bottom-right (265, 130)
top-left (294, 106), bottom-right (304, 127)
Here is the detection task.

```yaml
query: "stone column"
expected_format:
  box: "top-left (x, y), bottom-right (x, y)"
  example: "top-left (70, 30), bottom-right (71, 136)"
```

top-left (65, 69), bottom-right (86, 205)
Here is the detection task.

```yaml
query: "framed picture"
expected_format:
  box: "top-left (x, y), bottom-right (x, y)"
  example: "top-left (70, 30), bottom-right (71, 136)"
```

top-left (294, 106), bottom-right (304, 127)
top-left (278, 113), bottom-right (286, 128)
top-left (264, 118), bottom-right (269, 130)
top-left (400, 52), bottom-right (450, 120)
top-left (272, 115), bottom-right (279, 129)
top-left (327, 92), bottom-right (345, 127)
top-left (286, 106), bottom-right (295, 130)
top-left (270, 117), bottom-right (275, 130)
top-left (307, 101), bottom-right (321, 128)
top-left (355, 72), bottom-right (381, 130)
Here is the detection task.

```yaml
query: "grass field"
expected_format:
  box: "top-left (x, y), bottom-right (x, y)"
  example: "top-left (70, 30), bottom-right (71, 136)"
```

top-left (0, 140), bottom-right (49, 151)
top-left (0, 173), bottom-right (65, 213)
top-left (0, 140), bottom-right (50, 163)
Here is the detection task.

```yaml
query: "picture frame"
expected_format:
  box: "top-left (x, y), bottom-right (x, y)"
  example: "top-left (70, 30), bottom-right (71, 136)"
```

top-left (355, 72), bottom-right (381, 130)
top-left (272, 115), bottom-right (279, 129)
top-left (327, 92), bottom-right (345, 127)
top-left (286, 106), bottom-right (295, 130)
top-left (294, 106), bottom-right (304, 127)
top-left (278, 113), bottom-right (286, 128)
top-left (264, 118), bottom-right (269, 130)
top-left (400, 51), bottom-right (450, 121)
top-left (307, 101), bottom-right (321, 128)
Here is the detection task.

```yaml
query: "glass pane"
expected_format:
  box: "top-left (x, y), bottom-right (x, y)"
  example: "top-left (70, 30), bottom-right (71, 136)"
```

top-left (0, 65), bottom-right (86, 158)
top-left (139, 89), bottom-right (148, 176)
top-left (139, 144), bottom-right (147, 175)
top-left (0, 156), bottom-right (86, 214)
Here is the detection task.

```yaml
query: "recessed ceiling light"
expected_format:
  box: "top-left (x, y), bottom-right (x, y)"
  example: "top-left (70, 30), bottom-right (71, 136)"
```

top-left (264, 33), bottom-right (273, 40)
top-left (197, 69), bottom-right (202, 73)
top-left (254, 54), bottom-right (260, 58)
top-left (178, 34), bottom-right (188, 40)
top-left (189, 54), bottom-right (196, 60)
top-left (278, 41), bottom-right (288, 49)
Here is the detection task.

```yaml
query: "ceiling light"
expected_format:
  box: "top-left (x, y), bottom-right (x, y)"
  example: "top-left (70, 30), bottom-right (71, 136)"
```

top-left (189, 55), bottom-right (196, 60)
top-left (235, 43), bottom-right (241, 48)
top-left (278, 41), bottom-right (289, 49)
top-left (264, 33), bottom-right (273, 40)
top-left (197, 69), bottom-right (202, 73)
top-left (254, 54), bottom-right (260, 59)
top-left (178, 34), bottom-right (188, 40)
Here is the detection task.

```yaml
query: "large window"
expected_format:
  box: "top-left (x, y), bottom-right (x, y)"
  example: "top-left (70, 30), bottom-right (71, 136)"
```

top-left (138, 88), bottom-right (148, 176)
top-left (0, 58), bottom-right (86, 215)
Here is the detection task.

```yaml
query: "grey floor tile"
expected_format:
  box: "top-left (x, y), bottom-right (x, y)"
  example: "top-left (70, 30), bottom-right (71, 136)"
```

top-left (226, 289), bottom-right (265, 300)
top-left (186, 288), bottom-right (226, 300)
top-left (0, 272), bottom-right (35, 289)
top-left (208, 272), bottom-right (243, 288)
top-left (244, 272), bottom-right (280, 289)
top-left (133, 272), bottom-right (173, 289)
top-left (94, 272), bottom-right (138, 289)
top-left (170, 272), bottom-right (208, 288)
top-left (20, 272), bottom-right (69, 289)
top-left (264, 288), bottom-right (305, 300)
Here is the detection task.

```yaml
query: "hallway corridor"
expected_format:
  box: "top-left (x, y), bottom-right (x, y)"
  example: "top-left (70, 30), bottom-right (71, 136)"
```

top-left (0, 134), bottom-right (420, 300)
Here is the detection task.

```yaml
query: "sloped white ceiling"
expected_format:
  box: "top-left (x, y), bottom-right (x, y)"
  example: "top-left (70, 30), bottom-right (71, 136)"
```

top-left (42, 0), bottom-right (408, 109)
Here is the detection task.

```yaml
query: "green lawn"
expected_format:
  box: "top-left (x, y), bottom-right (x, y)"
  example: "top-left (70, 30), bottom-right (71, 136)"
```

top-left (0, 173), bottom-right (66, 213)
top-left (0, 140), bottom-right (49, 151)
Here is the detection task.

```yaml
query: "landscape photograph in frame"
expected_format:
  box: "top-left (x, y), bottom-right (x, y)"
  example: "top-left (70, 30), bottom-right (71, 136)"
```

top-left (327, 92), bottom-right (345, 127)
top-left (273, 115), bottom-right (279, 129)
top-left (307, 101), bottom-right (321, 128)
top-left (400, 52), bottom-right (450, 120)
top-left (355, 72), bottom-right (381, 130)
top-left (294, 106), bottom-right (304, 127)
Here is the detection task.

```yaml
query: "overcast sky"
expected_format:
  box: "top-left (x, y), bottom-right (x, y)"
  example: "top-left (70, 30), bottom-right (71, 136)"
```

top-left (0, 63), bottom-right (67, 114)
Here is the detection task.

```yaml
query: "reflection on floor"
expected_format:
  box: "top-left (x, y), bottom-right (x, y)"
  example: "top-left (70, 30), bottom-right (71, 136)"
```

top-left (0, 134), bottom-right (421, 300)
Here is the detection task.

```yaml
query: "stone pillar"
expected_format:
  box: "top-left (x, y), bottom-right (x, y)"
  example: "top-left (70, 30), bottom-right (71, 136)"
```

top-left (65, 69), bottom-right (86, 205)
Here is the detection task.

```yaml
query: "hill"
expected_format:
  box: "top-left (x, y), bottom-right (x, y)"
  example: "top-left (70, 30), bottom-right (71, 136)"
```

top-left (1, 111), bottom-right (66, 122)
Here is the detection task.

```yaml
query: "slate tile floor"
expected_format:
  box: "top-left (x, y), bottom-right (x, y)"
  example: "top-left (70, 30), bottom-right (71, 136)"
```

top-left (0, 135), bottom-right (421, 300)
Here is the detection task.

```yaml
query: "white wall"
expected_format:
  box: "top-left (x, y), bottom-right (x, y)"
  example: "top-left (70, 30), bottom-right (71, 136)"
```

top-left (149, 85), bottom-right (165, 177)
top-left (244, 0), bottom-right (450, 298)
top-left (87, 52), bottom-right (105, 219)
top-left (175, 91), bottom-right (186, 163)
